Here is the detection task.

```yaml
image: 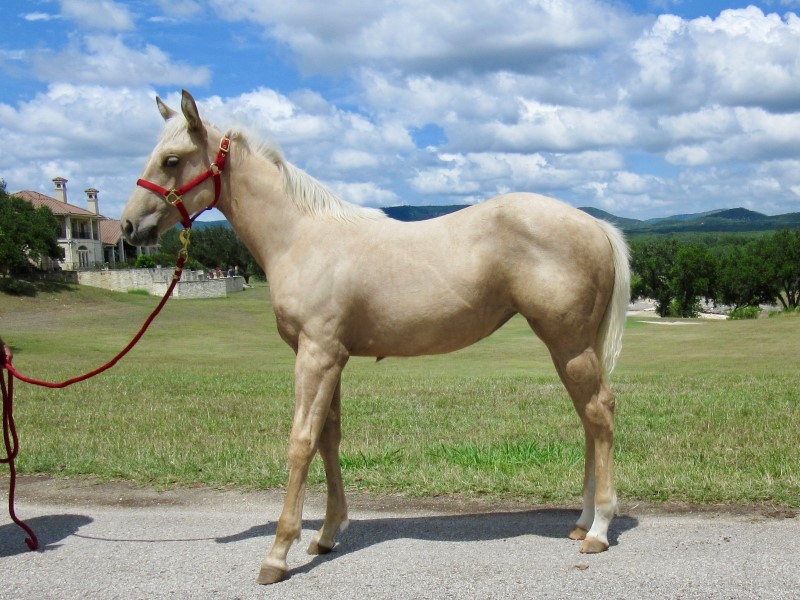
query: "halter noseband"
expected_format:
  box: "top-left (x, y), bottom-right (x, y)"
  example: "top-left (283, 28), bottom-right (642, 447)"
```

top-left (137, 136), bottom-right (231, 229)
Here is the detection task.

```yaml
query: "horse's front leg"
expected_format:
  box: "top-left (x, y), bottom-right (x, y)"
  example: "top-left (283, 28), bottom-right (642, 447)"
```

top-left (257, 339), bottom-right (348, 585)
top-left (307, 377), bottom-right (349, 555)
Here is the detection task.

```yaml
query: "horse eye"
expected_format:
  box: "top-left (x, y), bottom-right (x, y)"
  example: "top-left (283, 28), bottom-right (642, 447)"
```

top-left (163, 155), bottom-right (180, 167)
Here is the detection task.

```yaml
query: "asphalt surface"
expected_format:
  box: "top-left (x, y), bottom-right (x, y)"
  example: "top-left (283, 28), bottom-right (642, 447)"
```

top-left (1, 477), bottom-right (798, 599)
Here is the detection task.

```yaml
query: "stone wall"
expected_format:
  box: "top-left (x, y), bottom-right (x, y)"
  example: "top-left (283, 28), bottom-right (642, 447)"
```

top-left (77, 267), bottom-right (244, 299)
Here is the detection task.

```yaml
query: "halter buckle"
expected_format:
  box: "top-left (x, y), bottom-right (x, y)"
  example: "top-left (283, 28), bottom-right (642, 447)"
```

top-left (164, 189), bottom-right (182, 206)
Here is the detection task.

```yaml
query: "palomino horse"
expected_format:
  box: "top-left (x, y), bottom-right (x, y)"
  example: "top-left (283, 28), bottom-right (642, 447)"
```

top-left (121, 90), bottom-right (630, 585)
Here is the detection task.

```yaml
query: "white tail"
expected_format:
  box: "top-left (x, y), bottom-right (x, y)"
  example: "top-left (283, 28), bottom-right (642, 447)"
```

top-left (595, 220), bottom-right (630, 375)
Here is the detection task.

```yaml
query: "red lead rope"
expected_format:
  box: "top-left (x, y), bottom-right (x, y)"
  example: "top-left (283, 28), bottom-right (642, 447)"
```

top-left (0, 255), bottom-right (187, 550)
top-left (1, 359), bottom-right (37, 550)
top-left (1, 135), bottom-right (230, 550)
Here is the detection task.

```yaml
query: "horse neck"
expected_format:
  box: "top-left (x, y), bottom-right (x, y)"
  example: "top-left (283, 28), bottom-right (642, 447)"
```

top-left (215, 147), bottom-right (303, 277)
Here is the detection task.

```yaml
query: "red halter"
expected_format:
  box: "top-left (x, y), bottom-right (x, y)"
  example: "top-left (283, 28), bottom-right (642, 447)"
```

top-left (137, 136), bottom-right (231, 229)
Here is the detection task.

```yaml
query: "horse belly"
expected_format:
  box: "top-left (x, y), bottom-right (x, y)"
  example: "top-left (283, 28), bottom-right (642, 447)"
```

top-left (346, 290), bottom-right (515, 357)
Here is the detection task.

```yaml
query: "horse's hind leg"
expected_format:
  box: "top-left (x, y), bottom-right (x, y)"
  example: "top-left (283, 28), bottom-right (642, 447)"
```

top-left (556, 347), bottom-right (617, 553)
top-left (307, 378), bottom-right (349, 555)
top-left (568, 427), bottom-right (596, 542)
top-left (257, 339), bottom-right (348, 585)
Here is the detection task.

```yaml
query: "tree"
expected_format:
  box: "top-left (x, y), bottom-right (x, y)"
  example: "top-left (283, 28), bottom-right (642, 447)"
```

top-left (0, 181), bottom-right (63, 276)
top-left (760, 229), bottom-right (800, 309)
top-left (715, 242), bottom-right (774, 310)
top-left (630, 238), bottom-right (678, 317)
top-left (155, 225), bottom-right (264, 281)
top-left (670, 244), bottom-right (716, 317)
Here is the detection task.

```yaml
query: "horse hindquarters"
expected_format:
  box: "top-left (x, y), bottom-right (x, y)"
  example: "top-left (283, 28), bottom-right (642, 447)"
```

top-left (517, 217), bottom-right (628, 553)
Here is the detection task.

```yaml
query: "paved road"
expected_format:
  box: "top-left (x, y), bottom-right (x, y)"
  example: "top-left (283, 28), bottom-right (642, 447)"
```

top-left (1, 477), bottom-right (797, 599)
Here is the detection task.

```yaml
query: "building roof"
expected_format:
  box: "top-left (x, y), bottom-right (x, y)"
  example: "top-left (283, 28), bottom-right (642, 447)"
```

top-left (13, 190), bottom-right (102, 218)
top-left (100, 219), bottom-right (123, 245)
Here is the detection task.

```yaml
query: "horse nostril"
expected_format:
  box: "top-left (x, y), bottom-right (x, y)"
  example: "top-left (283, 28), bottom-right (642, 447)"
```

top-left (122, 219), bottom-right (134, 239)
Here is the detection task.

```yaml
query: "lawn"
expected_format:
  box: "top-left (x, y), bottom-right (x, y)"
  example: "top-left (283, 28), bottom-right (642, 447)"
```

top-left (2, 281), bottom-right (798, 506)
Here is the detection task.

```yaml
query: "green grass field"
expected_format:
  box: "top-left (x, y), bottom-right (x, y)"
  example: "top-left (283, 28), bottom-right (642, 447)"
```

top-left (2, 281), bottom-right (798, 506)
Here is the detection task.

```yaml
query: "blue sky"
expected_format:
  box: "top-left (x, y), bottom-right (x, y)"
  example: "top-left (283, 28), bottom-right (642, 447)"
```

top-left (2, 0), bottom-right (800, 220)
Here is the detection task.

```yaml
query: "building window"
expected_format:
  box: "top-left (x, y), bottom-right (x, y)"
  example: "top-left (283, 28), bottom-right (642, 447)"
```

top-left (78, 246), bottom-right (90, 269)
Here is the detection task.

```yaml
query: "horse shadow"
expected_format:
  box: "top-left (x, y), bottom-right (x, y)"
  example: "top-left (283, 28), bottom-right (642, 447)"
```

top-left (0, 514), bottom-right (93, 557)
top-left (215, 508), bottom-right (639, 579)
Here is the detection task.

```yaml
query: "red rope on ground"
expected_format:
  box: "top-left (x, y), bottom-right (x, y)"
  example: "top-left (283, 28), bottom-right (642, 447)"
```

top-left (0, 255), bottom-right (187, 550)
top-left (1, 365), bottom-right (38, 550)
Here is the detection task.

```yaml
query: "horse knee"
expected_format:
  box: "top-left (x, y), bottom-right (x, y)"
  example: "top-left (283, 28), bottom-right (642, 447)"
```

top-left (288, 433), bottom-right (317, 466)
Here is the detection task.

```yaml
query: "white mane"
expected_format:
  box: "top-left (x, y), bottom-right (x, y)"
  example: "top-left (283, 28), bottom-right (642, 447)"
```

top-left (235, 130), bottom-right (387, 222)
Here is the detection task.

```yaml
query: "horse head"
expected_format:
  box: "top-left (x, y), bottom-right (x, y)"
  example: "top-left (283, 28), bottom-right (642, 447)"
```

top-left (121, 90), bottom-right (224, 246)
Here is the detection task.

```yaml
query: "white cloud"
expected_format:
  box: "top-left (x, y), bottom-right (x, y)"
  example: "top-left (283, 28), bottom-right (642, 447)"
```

top-left (665, 146), bottom-right (712, 166)
top-left (663, 107), bottom-right (800, 164)
top-left (5, 1), bottom-right (800, 221)
top-left (0, 84), bottom-right (165, 217)
top-left (631, 7), bottom-right (800, 112)
top-left (211, 0), bottom-right (640, 76)
top-left (30, 35), bottom-right (211, 86)
top-left (22, 12), bottom-right (59, 22)
top-left (330, 149), bottom-right (380, 171)
top-left (60, 0), bottom-right (134, 31)
top-left (328, 181), bottom-right (398, 207)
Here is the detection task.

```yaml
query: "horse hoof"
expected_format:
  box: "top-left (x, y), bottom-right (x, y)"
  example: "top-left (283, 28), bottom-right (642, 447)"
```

top-left (579, 536), bottom-right (609, 554)
top-left (256, 565), bottom-right (287, 585)
top-left (307, 539), bottom-right (334, 555)
top-left (568, 525), bottom-right (588, 541)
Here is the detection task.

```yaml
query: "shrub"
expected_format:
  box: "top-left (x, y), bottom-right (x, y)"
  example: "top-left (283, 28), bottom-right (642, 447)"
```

top-left (668, 298), bottom-right (701, 318)
top-left (134, 254), bottom-right (157, 268)
top-left (729, 306), bottom-right (760, 320)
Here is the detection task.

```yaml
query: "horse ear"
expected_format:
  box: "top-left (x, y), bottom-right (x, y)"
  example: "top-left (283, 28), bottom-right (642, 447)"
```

top-left (156, 96), bottom-right (177, 121)
top-left (181, 89), bottom-right (202, 132)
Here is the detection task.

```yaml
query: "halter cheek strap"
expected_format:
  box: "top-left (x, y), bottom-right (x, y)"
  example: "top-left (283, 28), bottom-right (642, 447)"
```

top-left (137, 136), bottom-right (231, 229)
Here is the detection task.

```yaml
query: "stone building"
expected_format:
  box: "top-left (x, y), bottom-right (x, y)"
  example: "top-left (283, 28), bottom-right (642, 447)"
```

top-left (13, 177), bottom-right (156, 270)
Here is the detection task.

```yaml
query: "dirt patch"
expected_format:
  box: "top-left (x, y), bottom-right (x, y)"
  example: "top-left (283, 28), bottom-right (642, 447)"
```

top-left (4, 475), bottom-right (796, 520)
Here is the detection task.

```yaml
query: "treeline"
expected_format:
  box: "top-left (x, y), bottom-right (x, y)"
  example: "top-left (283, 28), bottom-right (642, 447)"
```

top-left (154, 226), bottom-right (264, 282)
top-left (630, 229), bottom-right (800, 317)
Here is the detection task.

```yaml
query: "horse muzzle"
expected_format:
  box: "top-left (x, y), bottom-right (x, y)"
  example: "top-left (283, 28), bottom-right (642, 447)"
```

top-left (121, 217), bottom-right (159, 247)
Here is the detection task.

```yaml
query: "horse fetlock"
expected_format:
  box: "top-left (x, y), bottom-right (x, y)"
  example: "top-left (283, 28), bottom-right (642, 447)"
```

top-left (308, 516), bottom-right (349, 555)
top-left (307, 537), bottom-right (335, 555)
top-left (568, 525), bottom-right (588, 541)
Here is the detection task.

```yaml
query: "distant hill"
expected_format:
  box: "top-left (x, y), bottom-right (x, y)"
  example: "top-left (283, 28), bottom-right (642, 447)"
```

top-left (644, 209), bottom-right (727, 224)
top-left (625, 208), bottom-right (800, 234)
top-left (577, 207), bottom-right (643, 230)
top-left (190, 205), bottom-right (800, 235)
top-left (381, 204), bottom-right (468, 221)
